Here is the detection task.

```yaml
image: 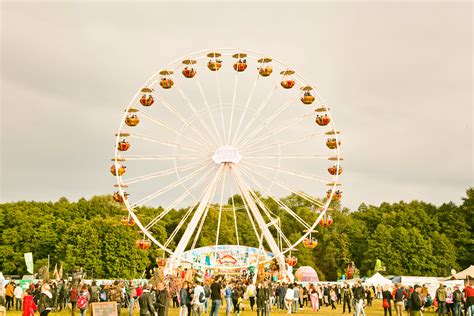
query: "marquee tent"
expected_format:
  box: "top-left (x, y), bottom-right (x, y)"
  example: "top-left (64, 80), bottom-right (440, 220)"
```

top-left (365, 272), bottom-right (392, 285)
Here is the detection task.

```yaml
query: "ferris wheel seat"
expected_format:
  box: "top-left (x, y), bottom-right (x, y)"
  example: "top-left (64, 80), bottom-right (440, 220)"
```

top-left (125, 115), bottom-right (140, 127)
top-left (110, 164), bottom-right (126, 176)
top-left (326, 139), bottom-right (340, 149)
top-left (182, 68), bottom-right (196, 78)
top-left (140, 95), bottom-right (154, 106)
top-left (233, 62), bottom-right (248, 72)
top-left (303, 238), bottom-right (318, 248)
top-left (301, 95), bottom-right (315, 104)
top-left (117, 140), bottom-right (131, 151)
top-left (113, 191), bottom-right (128, 203)
top-left (281, 80), bottom-right (295, 89)
top-left (135, 239), bottom-right (151, 249)
top-left (160, 79), bottom-right (174, 89)
top-left (315, 115), bottom-right (330, 126)
top-left (259, 67), bottom-right (273, 76)
top-left (328, 165), bottom-right (343, 175)
top-left (208, 61), bottom-right (222, 71)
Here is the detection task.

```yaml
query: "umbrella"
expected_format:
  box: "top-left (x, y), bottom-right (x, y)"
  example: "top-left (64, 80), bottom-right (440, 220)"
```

top-left (295, 266), bottom-right (319, 283)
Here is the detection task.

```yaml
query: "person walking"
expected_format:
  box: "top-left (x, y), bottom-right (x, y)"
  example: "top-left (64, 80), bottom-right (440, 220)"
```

top-left (382, 285), bottom-right (393, 316)
top-left (231, 283), bottom-right (244, 316)
top-left (180, 282), bottom-right (190, 316)
top-left (224, 282), bottom-right (232, 316)
top-left (109, 281), bottom-right (123, 316)
top-left (69, 284), bottom-right (79, 316)
top-left (435, 283), bottom-right (447, 316)
top-left (309, 286), bottom-right (319, 312)
top-left (77, 285), bottom-right (90, 316)
top-left (138, 285), bottom-right (155, 316)
top-left (342, 283), bottom-right (352, 314)
top-left (330, 287), bottom-right (337, 310)
top-left (353, 282), bottom-right (365, 316)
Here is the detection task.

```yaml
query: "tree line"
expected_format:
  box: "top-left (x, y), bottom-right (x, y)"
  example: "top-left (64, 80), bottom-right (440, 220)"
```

top-left (0, 188), bottom-right (472, 280)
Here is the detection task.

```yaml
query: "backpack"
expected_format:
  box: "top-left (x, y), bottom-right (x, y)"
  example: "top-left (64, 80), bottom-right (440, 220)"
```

top-left (204, 286), bottom-right (210, 298)
top-left (77, 294), bottom-right (88, 310)
top-left (100, 290), bottom-right (107, 302)
top-left (199, 291), bottom-right (205, 303)
top-left (395, 289), bottom-right (405, 302)
top-left (453, 291), bottom-right (462, 302)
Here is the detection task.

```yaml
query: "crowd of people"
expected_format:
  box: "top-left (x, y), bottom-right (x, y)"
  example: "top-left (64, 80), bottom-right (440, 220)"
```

top-left (0, 276), bottom-right (473, 316)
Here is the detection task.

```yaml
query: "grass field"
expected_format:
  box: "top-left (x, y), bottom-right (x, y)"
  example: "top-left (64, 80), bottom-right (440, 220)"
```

top-left (3, 300), bottom-right (438, 316)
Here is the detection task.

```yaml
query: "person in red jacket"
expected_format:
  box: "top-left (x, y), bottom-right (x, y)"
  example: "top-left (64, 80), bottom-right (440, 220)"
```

top-left (22, 290), bottom-right (38, 316)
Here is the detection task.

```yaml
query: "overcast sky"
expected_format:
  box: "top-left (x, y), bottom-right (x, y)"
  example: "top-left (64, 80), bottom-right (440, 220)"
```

top-left (0, 1), bottom-right (472, 210)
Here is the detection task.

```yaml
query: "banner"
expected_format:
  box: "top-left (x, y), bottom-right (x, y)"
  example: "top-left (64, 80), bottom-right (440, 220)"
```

top-left (24, 252), bottom-right (34, 274)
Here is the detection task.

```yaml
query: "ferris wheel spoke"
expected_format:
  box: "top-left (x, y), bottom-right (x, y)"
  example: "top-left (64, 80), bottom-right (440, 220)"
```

top-left (230, 71), bottom-right (261, 145)
top-left (233, 70), bottom-right (288, 146)
top-left (240, 109), bottom-right (314, 152)
top-left (242, 160), bottom-right (332, 184)
top-left (168, 164), bottom-right (225, 265)
top-left (215, 69), bottom-right (227, 144)
top-left (144, 165), bottom-right (216, 230)
top-left (229, 171), bottom-right (261, 247)
top-left (242, 131), bottom-right (325, 156)
top-left (242, 180), bottom-right (293, 249)
top-left (131, 163), bottom-right (209, 207)
top-left (129, 132), bottom-right (201, 153)
top-left (119, 154), bottom-right (206, 161)
top-left (122, 160), bottom-right (208, 186)
top-left (215, 169), bottom-right (227, 246)
top-left (229, 178), bottom-right (240, 246)
top-left (233, 165), bottom-right (286, 270)
top-left (152, 92), bottom-right (217, 149)
top-left (239, 163), bottom-right (325, 208)
top-left (139, 111), bottom-right (215, 151)
top-left (239, 166), bottom-right (312, 230)
top-left (245, 154), bottom-right (330, 160)
top-left (196, 79), bottom-right (224, 145)
top-left (176, 87), bottom-right (221, 147)
top-left (237, 93), bottom-right (300, 149)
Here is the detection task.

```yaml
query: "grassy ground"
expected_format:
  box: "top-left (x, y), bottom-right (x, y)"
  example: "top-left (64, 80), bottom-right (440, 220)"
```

top-left (3, 300), bottom-right (438, 316)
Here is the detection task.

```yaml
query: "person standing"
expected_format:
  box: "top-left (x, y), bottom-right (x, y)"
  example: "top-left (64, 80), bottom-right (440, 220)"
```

top-left (435, 283), bottom-right (447, 316)
top-left (180, 282), bottom-right (190, 316)
top-left (309, 286), bottom-right (319, 312)
top-left (393, 284), bottom-right (406, 316)
top-left (330, 286), bottom-right (337, 310)
top-left (155, 282), bottom-right (169, 316)
top-left (69, 284), bottom-right (79, 316)
top-left (256, 283), bottom-right (266, 316)
top-left (38, 284), bottom-right (54, 316)
top-left (22, 290), bottom-right (38, 316)
top-left (5, 281), bottom-right (14, 310)
top-left (292, 284), bottom-right (299, 313)
top-left (129, 284), bottom-right (137, 316)
top-left (452, 286), bottom-right (463, 316)
top-left (231, 283), bottom-right (244, 316)
top-left (192, 281), bottom-right (205, 316)
top-left (284, 285), bottom-right (294, 314)
top-left (14, 283), bottom-right (23, 310)
top-left (224, 282), bottom-right (232, 316)
top-left (109, 281), bottom-right (123, 316)
top-left (77, 285), bottom-right (90, 316)
top-left (138, 285), bottom-right (155, 316)
top-left (353, 281), bottom-right (365, 316)
top-left (247, 281), bottom-right (256, 311)
top-left (209, 276), bottom-right (222, 316)
top-left (409, 285), bottom-right (422, 316)
top-left (382, 285), bottom-right (393, 316)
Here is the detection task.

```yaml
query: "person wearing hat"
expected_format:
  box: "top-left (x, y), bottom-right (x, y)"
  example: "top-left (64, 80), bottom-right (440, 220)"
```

top-left (409, 285), bottom-right (422, 316)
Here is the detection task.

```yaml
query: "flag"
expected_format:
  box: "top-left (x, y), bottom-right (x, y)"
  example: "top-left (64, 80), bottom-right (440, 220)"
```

top-left (24, 252), bottom-right (34, 274)
top-left (53, 264), bottom-right (60, 281)
top-left (59, 263), bottom-right (63, 279)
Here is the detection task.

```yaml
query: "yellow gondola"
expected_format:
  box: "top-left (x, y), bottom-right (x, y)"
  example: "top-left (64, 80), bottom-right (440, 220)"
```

top-left (136, 239), bottom-right (151, 250)
top-left (315, 114), bottom-right (330, 126)
top-left (117, 139), bottom-right (130, 151)
top-left (110, 164), bottom-right (126, 176)
top-left (328, 165), bottom-right (343, 175)
top-left (326, 138), bottom-right (341, 149)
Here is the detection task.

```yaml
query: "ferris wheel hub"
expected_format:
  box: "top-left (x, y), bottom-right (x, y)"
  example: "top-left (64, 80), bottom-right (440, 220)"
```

top-left (212, 145), bottom-right (242, 164)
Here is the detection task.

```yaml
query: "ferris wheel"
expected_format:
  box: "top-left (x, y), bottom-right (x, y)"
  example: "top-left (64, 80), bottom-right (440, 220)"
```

top-left (111, 48), bottom-right (343, 274)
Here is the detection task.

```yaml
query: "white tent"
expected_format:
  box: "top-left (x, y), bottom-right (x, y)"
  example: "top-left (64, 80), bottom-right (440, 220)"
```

top-left (450, 265), bottom-right (474, 280)
top-left (365, 272), bottom-right (392, 285)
